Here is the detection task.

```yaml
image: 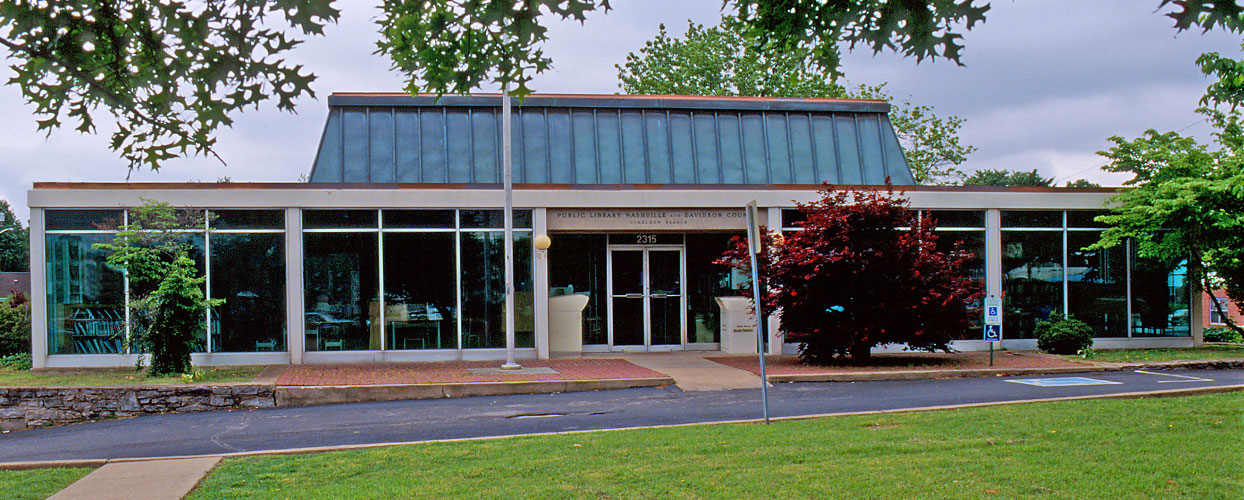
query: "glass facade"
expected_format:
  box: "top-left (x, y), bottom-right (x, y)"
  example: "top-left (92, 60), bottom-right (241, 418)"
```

top-left (45, 209), bottom-right (288, 355)
top-left (1001, 210), bottom-right (1189, 338)
top-left (40, 204), bottom-right (1196, 361)
top-left (302, 209), bottom-right (534, 352)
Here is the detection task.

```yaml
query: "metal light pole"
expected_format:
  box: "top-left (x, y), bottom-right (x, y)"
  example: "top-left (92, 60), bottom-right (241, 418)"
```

top-left (501, 85), bottom-right (521, 370)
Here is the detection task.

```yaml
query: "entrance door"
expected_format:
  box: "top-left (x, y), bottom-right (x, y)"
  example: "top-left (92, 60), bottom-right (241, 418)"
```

top-left (607, 246), bottom-right (685, 351)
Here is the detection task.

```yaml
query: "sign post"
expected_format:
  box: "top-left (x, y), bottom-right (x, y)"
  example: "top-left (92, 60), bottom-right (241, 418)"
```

top-left (983, 296), bottom-right (1003, 366)
top-left (744, 201), bottom-right (770, 424)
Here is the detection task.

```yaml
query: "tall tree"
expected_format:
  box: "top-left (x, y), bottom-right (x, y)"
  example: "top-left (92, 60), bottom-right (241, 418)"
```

top-left (1093, 106), bottom-right (1244, 337)
top-left (0, 200), bottom-right (28, 273)
top-left (617, 19), bottom-right (975, 185)
top-left (2, 1), bottom-right (1237, 170)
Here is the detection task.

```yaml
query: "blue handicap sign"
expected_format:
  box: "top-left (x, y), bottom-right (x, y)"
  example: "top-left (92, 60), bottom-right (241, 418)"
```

top-left (984, 324), bottom-right (1002, 341)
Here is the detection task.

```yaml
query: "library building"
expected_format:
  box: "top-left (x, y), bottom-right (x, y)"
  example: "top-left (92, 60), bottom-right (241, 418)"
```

top-left (26, 94), bottom-right (1199, 368)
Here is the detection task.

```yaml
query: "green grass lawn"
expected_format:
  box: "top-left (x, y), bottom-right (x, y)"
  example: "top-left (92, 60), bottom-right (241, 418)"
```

top-left (0, 366), bottom-right (263, 387)
top-left (1084, 345), bottom-right (1244, 363)
top-left (189, 391), bottom-right (1244, 500)
top-left (0, 468), bottom-right (93, 500)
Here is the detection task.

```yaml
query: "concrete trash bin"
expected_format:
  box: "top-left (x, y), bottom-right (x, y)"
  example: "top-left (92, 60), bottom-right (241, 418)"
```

top-left (549, 294), bottom-right (590, 355)
top-left (715, 296), bottom-right (758, 354)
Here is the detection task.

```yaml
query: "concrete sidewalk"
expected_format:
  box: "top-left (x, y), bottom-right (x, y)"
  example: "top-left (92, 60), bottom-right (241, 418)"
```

top-left (47, 456), bottom-right (220, 500)
top-left (612, 352), bottom-right (765, 391)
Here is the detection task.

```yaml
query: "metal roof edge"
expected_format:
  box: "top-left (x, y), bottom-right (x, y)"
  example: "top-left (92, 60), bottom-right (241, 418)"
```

top-left (29, 182), bottom-right (1125, 193)
top-left (326, 93), bottom-right (891, 114)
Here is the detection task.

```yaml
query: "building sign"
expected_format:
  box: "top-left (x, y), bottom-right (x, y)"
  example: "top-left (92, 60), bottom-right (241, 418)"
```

top-left (548, 208), bottom-right (748, 231)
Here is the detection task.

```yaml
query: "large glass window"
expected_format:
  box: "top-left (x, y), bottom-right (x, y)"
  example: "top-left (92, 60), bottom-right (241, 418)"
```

top-left (460, 231), bottom-right (534, 348)
top-left (1131, 255), bottom-right (1191, 337)
top-left (46, 233), bottom-right (126, 354)
top-left (302, 209), bottom-right (533, 352)
top-left (209, 232), bottom-right (286, 352)
top-left (685, 233), bottom-right (746, 344)
top-left (383, 232), bottom-right (458, 349)
top-left (1067, 231), bottom-right (1127, 337)
top-left (47, 209), bottom-right (286, 356)
top-left (304, 232), bottom-right (380, 351)
top-left (547, 234), bottom-right (608, 345)
top-left (1001, 230), bottom-right (1064, 339)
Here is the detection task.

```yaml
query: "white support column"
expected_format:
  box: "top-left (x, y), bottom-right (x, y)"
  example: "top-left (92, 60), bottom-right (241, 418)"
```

top-left (29, 208), bottom-right (47, 369)
top-left (285, 208), bottom-right (305, 364)
top-left (985, 209), bottom-right (1003, 299)
top-left (764, 206), bottom-right (783, 355)
top-left (533, 208), bottom-right (550, 359)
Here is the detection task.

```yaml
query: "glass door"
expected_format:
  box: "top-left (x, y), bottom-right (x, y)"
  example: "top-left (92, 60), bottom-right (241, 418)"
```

top-left (609, 250), bottom-right (645, 348)
top-left (648, 250), bottom-right (683, 348)
top-left (607, 246), bottom-right (686, 351)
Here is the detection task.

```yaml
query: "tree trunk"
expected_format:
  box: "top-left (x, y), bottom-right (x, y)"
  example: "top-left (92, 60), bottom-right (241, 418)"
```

top-left (850, 343), bottom-right (873, 364)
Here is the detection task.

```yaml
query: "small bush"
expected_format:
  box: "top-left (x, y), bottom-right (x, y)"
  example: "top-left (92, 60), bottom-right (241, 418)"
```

top-left (1204, 326), bottom-right (1244, 343)
top-left (1036, 312), bottom-right (1094, 355)
top-left (0, 352), bottom-right (32, 371)
top-left (0, 294), bottom-right (31, 356)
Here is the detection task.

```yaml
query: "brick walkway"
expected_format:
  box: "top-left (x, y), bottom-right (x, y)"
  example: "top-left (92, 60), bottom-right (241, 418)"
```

top-left (709, 351), bottom-right (1088, 376)
top-left (275, 358), bottom-right (667, 386)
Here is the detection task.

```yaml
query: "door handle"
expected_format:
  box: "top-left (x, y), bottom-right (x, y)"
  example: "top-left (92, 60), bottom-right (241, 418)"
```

top-left (625, 293), bottom-right (644, 299)
top-left (650, 293), bottom-right (668, 298)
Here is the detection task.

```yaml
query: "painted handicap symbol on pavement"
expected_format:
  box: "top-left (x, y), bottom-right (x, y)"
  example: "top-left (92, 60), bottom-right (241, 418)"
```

top-left (1006, 377), bottom-right (1122, 387)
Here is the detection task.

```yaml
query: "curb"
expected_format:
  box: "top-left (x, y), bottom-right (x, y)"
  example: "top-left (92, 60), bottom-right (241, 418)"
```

top-left (272, 377), bottom-right (675, 407)
top-left (765, 359), bottom-right (1244, 383)
top-left (4, 383), bottom-right (1242, 472)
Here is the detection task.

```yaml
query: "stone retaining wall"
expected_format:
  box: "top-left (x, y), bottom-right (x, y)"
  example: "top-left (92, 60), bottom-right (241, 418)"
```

top-left (0, 385), bottom-right (275, 431)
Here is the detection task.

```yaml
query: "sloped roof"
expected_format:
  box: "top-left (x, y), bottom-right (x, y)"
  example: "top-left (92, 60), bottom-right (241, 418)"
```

top-left (308, 93), bottom-right (915, 186)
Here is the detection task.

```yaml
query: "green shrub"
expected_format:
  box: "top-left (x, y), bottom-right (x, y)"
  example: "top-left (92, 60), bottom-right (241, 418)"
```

top-left (1035, 312), bottom-right (1094, 355)
top-left (0, 352), bottom-right (32, 371)
top-left (0, 294), bottom-right (31, 356)
top-left (1204, 326), bottom-right (1244, 343)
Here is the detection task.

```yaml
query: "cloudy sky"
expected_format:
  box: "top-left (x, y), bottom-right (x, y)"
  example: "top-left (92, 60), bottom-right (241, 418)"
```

top-left (0, 0), bottom-right (1238, 221)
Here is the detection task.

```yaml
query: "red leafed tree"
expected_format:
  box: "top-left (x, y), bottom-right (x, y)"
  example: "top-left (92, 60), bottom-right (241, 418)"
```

top-left (720, 184), bottom-right (983, 363)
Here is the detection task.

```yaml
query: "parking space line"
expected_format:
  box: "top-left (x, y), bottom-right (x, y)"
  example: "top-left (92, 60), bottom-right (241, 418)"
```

top-left (1134, 370), bottom-right (1213, 383)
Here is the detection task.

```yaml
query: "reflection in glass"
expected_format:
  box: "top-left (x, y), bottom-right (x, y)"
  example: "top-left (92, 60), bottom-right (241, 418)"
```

top-left (685, 234), bottom-right (746, 344)
top-left (304, 233), bottom-right (380, 350)
top-left (127, 233), bottom-right (207, 353)
top-left (935, 230), bottom-right (985, 339)
top-left (303, 210), bottom-right (378, 229)
top-left (547, 234), bottom-right (608, 345)
top-left (1131, 255), bottom-right (1191, 337)
top-left (460, 232), bottom-right (533, 348)
top-left (45, 210), bottom-right (124, 231)
top-left (46, 234), bottom-right (126, 354)
top-left (383, 233), bottom-right (458, 349)
top-left (1001, 211), bottom-right (1063, 228)
top-left (1001, 231), bottom-right (1064, 338)
top-left (648, 250), bottom-right (682, 345)
top-left (1067, 232), bottom-right (1127, 337)
top-left (210, 233), bottom-right (286, 352)
top-left (210, 210), bottom-right (284, 230)
top-left (925, 210), bottom-right (985, 229)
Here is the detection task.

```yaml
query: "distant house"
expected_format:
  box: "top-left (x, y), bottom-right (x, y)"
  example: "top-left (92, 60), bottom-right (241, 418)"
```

top-left (1203, 291), bottom-right (1243, 329)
